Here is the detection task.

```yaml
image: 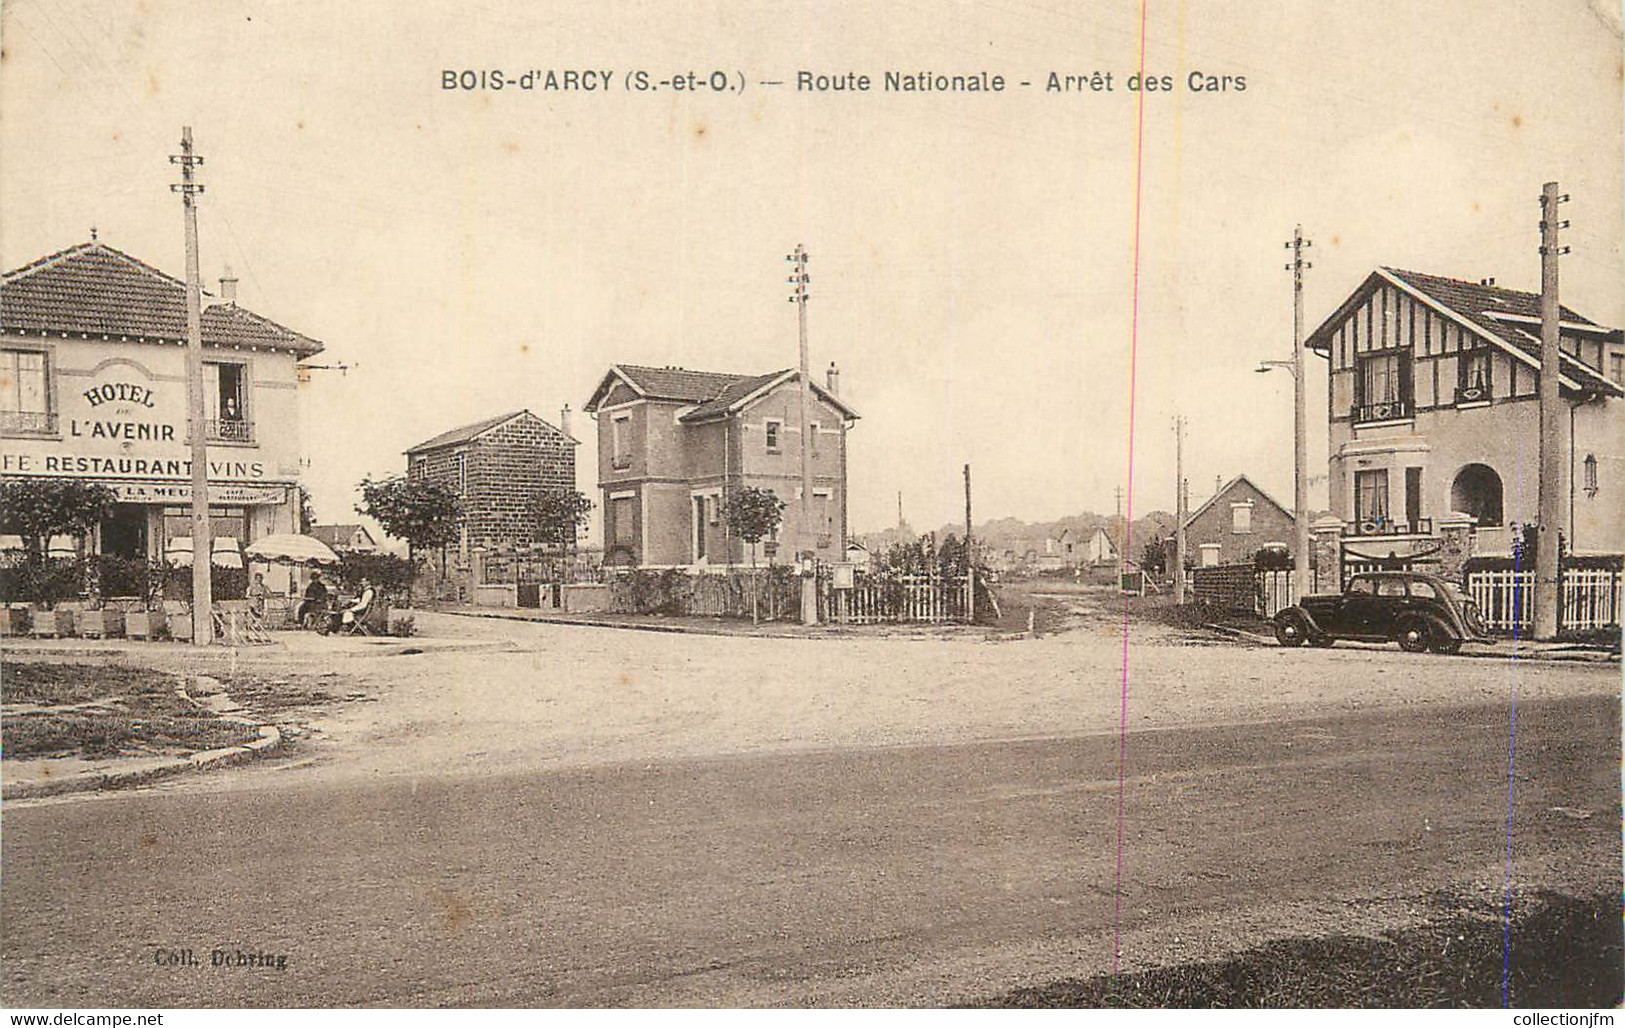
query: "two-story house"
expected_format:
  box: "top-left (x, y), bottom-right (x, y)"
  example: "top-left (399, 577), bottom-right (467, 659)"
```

top-left (404, 408), bottom-right (579, 563)
top-left (1, 240), bottom-right (322, 576)
top-left (582, 362), bottom-right (859, 567)
top-left (1306, 267), bottom-right (1625, 560)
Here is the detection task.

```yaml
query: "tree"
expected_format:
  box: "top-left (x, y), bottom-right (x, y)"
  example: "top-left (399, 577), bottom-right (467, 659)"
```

top-left (297, 485), bottom-right (317, 534)
top-left (1141, 537), bottom-right (1168, 578)
top-left (354, 475), bottom-right (462, 598)
top-left (532, 489), bottom-right (595, 572)
top-left (0, 478), bottom-right (117, 565)
top-left (723, 486), bottom-right (785, 566)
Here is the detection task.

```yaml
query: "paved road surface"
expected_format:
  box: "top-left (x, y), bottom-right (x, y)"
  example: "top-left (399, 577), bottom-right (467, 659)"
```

top-left (4, 689), bottom-right (1616, 1007)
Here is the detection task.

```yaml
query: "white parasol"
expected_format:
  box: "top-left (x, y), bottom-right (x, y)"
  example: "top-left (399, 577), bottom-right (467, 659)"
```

top-left (244, 533), bottom-right (341, 567)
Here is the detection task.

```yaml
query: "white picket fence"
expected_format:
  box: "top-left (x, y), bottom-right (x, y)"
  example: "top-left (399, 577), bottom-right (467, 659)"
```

top-left (1258, 569), bottom-right (1297, 618)
top-left (1467, 568), bottom-right (1622, 633)
top-left (842, 573), bottom-right (972, 624)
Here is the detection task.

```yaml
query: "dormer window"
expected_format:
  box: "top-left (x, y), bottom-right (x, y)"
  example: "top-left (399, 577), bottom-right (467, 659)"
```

top-left (1354, 349), bottom-right (1412, 423)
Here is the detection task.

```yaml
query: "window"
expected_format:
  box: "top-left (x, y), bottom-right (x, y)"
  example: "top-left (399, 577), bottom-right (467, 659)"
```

top-left (611, 414), bottom-right (632, 469)
top-left (1354, 351), bottom-right (1412, 421)
top-left (1611, 353), bottom-right (1624, 386)
top-left (1347, 578), bottom-right (1375, 595)
top-left (204, 361), bottom-right (251, 442)
top-left (1355, 469), bottom-right (1390, 525)
top-left (705, 495), bottom-right (719, 525)
top-left (1457, 348), bottom-right (1491, 403)
top-left (1409, 580), bottom-right (1438, 600)
top-left (1230, 502), bottom-right (1252, 534)
top-left (612, 497), bottom-right (635, 544)
top-left (764, 419), bottom-right (782, 452)
top-left (809, 421), bottom-right (821, 455)
top-left (1376, 579), bottom-right (1406, 598)
top-left (1583, 453), bottom-right (1598, 498)
top-left (1, 348), bottom-right (53, 434)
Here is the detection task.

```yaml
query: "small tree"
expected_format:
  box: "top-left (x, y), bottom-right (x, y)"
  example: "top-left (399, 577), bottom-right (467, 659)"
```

top-left (724, 486), bottom-right (786, 623)
top-left (0, 478), bottom-right (117, 567)
top-left (532, 489), bottom-right (595, 578)
top-left (355, 475), bottom-right (462, 600)
top-left (298, 485), bottom-right (318, 534)
top-left (724, 486), bottom-right (785, 567)
top-left (1141, 537), bottom-right (1168, 578)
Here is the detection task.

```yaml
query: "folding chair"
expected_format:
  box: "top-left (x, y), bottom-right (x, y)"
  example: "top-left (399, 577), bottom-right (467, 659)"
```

top-left (338, 594), bottom-right (376, 636)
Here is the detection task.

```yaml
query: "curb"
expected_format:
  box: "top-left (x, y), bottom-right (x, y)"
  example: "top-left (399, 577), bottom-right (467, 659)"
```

top-left (1, 677), bottom-right (284, 802)
top-left (436, 607), bottom-right (828, 640)
top-left (1202, 622), bottom-right (1620, 663)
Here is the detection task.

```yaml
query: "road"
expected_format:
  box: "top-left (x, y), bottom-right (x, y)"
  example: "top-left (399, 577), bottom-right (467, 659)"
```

top-left (2, 614), bottom-right (1619, 1006)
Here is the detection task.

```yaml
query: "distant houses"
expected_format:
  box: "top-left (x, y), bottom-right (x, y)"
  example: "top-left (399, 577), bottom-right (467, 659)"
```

top-left (310, 524), bottom-right (379, 555)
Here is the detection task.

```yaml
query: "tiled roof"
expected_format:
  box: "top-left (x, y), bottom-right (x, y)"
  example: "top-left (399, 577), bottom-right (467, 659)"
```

top-left (405, 411), bottom-right (526, 454)
top-left (310, 524), bottom-right (370, 548)
top-left (1381, 268), bottom-right (1622, 397)
top-left (679, 370), bottom-right (789, 420)
top-left (1182, 474), bottom-right (1293, 530)
top-left (615, 364), bottom-right (758, 403)
top-left (1, 241), bottom-right (324, 356)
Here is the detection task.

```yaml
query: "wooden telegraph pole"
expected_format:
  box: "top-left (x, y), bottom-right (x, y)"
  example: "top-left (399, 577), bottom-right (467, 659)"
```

top-left (1533, 182), bottom-right (1569, 640)
top-left (1286, 226), bottom-right (1313, 601)
top-left (787, 245), bottom-right (817, 625)
top-left (1173, 416), bottom-right (1188, 604)
top-left (171, 128), bottom-right (213, 645)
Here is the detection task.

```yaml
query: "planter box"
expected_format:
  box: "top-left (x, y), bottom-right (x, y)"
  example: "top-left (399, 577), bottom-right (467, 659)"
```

top-left (0, 605), bottom-right (31, 636)
top-left (29, 607), bottom-right (75, 638)
top-left (164, 602), bottom-right (194, 642)
top-left (126, 609), bottom-right (167, 641)
top-left (78, 609), bottom-right (126, 639)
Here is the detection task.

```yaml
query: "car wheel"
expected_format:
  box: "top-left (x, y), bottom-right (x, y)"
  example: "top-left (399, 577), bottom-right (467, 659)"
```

top-left (1274, 614), bottom-right (1307, 647)
top-left (1397, 618), bottom-right (1432, 653)
top-left (1429, 635), bottom-right (1462, 655)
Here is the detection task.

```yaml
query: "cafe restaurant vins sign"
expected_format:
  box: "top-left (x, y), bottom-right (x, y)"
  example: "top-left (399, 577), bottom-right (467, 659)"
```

top-left (0, 365), bottom-right (267, 481)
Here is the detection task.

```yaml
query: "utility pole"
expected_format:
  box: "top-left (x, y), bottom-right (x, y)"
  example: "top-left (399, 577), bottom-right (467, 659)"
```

top-left (964, 463), bottom-right (974, 618)
top-left (1173, 416), bottom-right (1188, 603)
top-left (787, 245), bottom-right (817, 625)
top-left (1533, 182), bottom-right (1570, 640)
top-left (1286, 225), bottom-right (1313, 601)
top-left (171, 127), bottom-right (213, 646)
top-left (1114, 484), bottom-right (1125, 577)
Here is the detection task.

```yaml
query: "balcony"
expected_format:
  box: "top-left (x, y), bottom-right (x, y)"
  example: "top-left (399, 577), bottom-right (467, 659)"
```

top-left (1454, 383), bottom-right (1492, 405)
top-left (206, 418), bottom-right (255, 444)
top-left (1343, 517), bottom-right (1432, 538)
top-left (1352, 399), bottom-right (1412, 424)
top-left (1, 410), bottom-right (58, 436)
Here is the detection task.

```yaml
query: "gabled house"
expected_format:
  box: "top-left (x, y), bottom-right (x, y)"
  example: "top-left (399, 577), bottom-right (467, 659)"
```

top-left (310, 524), bottom-right (379, 554)
top-left (1306, 267), bottom-right (1625, 556)
top-left (582, 362), bottom-right (859, 567)
top-left (1082, 526), bottom-right (1119, 566)
top-left (1, 240), bottom-right (321, 590)
top-left (405, 408), bottom-right (578, 560)
top-left (1182, 474), bottom-right (1296, 567)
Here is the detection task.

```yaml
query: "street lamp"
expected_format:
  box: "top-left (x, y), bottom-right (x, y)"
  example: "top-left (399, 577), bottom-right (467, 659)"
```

top-left (1257, 357), bottom-right (1311, 598)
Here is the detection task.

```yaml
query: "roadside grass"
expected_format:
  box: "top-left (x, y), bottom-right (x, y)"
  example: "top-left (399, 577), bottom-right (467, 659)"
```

top-left (972, 891), bottom-right (1621, 1008)
top-left (1131, 597), bottom-right (1273, 636)
top-left (1, 660), bottom-right (258, 760)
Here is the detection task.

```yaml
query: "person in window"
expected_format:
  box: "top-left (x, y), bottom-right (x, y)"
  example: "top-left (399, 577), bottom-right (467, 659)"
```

top-left (221, 395), bottom-right (241, 421)
top-left (297, 570), bottom-right (329, 629)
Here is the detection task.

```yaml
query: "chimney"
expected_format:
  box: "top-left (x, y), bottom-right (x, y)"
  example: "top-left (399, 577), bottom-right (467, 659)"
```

top-left (826, 360), bottom-right (840, 396)
top-left (219, 265), bottom-right (239, 304)
top-left (559, 404), bottom-right (573, 439)
top-left (1479, 277), bottom-right (1496, 287)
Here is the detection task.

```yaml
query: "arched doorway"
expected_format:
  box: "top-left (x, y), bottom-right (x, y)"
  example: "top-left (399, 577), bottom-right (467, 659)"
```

top-left (1450, 464), bottom-right (1503, 527)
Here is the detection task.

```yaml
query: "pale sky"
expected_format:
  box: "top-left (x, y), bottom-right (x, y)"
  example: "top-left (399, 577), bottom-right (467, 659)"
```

top-left (3, 0), bottom-right (1621, 540)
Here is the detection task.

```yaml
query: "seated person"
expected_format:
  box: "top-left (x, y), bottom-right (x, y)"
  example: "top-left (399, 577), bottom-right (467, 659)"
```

top-left (296, 570), bottom-right (329, 628)
top-left (247, 572), bottom-right (269, 618)
top-left (332, 578), bottom-right (376, 632)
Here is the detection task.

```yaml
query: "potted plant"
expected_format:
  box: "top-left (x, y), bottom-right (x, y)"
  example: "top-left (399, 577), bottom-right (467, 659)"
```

top-left (124, 559), bottom-right (170, 640)
top-left (0, 603), bottom-right (30, 636)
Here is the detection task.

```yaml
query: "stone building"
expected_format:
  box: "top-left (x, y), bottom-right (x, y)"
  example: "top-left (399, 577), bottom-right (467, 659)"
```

top-left (1182, 474), bottom-right (1296, 568)
top-left (405, 409), bottom-right (579, 566)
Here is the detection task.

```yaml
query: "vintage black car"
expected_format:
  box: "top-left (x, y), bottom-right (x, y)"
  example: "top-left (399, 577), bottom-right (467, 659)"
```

top-left (1273, 571), bottom-right (1493, 653)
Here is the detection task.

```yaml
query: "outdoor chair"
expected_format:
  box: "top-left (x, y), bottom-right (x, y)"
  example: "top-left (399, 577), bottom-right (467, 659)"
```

top-left (338, 593), bottom-right (377, 636)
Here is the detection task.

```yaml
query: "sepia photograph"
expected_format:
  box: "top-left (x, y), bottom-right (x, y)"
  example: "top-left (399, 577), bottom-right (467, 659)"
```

top-left (1, 0), bottom-right (1622, 1014)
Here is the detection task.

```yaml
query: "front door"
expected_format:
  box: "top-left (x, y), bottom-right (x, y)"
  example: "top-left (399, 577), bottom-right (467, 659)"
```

top-left (100, 504), bottom-right (147, 559)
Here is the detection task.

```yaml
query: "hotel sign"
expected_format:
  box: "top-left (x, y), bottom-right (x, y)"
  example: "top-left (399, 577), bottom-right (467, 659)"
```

top-left (0, 359), bottom-right (270, 482)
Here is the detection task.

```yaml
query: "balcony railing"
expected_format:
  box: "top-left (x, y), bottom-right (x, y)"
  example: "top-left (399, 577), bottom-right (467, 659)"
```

top-left (206, 418), bottom-right (255, 443)
top-left (1454, 383), bottom-right (1492, 405)
top-left (1343, 517), bottom-right (1433, 538)
top-left (0, 410), bottom-right (58, 436)
top-left (1352, 399), bottom-right (1413, 423)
